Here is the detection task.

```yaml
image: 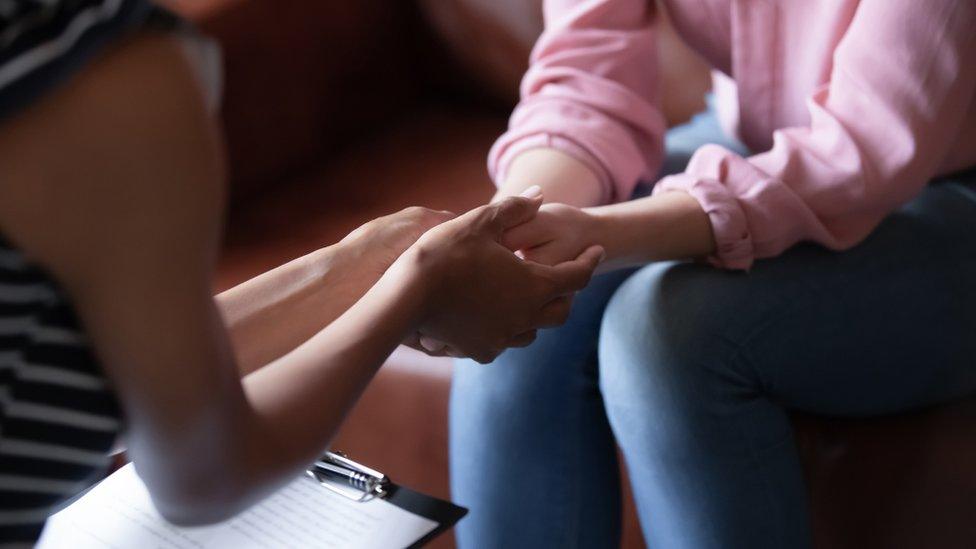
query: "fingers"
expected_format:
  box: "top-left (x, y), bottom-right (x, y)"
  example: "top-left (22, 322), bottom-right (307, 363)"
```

top-left (426, 346), bottom-right (461, 358)
top-left (535, 296), bottom-right (573, 327)
top-left (444, 347), bottom-right (468, 359)
top-left (478, 188), bottom-right (544, 236)
top-left (403, 333), bottom-right (420, 346)
top-left (519, 240), bottom-right (582, 267)
top-left (401, 333), bottom-right (430, 354)
top-left (501, 218), bottom-right (554, 252)
top-left (538, 244), bottom-right (605, 295)
top-left (404, 333), bottom-right (460, 358)
top-left (507, 330), bottom-right (538, 348)
top-left (419, 335), bottom-right (447, 354)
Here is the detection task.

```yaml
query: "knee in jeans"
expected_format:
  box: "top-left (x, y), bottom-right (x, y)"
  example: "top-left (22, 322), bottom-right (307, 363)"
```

top-left (597, 263), bottom-right (753, 410)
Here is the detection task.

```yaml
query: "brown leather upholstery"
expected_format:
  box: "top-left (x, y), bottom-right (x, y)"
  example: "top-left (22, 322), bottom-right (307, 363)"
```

top-left (796, 403), bottom-right (976, 549)
top-left (171, 1), bottom-right (976, 547)
top-left (164, 0), bottom-right (435, 198)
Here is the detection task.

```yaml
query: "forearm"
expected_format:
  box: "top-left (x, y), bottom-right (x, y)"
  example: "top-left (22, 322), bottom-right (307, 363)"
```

top-left (228, 262), bottom-right (427, 514)
top-left (216, 244), bottom-right (376, 375)
top-left (587, 191), bottom-right (716, 271)
top-left (494, 148), bottom-right (604, 207)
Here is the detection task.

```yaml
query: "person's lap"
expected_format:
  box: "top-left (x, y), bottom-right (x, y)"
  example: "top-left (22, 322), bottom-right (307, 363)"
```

top-left (604, 178), bottom-right (976, 418)
top-left (450, 106), bottom-right (750, 548)
top-left (599, 172), bottom-right (976, 548)
top-left (450, 105), bottom-right (976, 548)
top-left (451, 267), bottom-right (634, 548)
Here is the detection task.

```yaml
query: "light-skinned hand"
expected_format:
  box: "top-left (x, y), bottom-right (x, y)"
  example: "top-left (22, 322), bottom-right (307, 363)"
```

top-left (394, 188), bottom-right (604, 363)
top-left (501, 202), bottom-right (598, 266)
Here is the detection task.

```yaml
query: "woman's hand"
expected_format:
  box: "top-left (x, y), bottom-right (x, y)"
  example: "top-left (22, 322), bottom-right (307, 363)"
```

top-left (501, 202), bottom-right (599, 266)
top-left (393, 192), bottom-right (605, 363)
top-left (502, 193), bottom-right (718, 274)
top-left (218, 207), bottom-right (455, 373)
top-left (338, 206), bottom-right (456, 283)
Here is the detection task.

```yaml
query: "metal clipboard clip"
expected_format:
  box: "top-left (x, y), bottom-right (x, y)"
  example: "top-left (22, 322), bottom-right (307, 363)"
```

top-left (305, 451), bottom-right (390, 503)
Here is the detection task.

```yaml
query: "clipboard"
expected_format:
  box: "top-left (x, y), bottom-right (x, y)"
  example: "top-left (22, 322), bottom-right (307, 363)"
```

top-left (386, 484), bottom-right (468, 549)
top-left (38, 452), bottom-right (468, 549)
top-left (307, 451), bottom-right (468, 548)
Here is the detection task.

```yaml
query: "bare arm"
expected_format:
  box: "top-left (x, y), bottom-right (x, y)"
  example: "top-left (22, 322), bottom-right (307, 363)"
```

top-left (494, 147), bottom-right (714, 272)
top-left (216, 207), bottom-right (452, 375)
top-left (494, 148), bottom-right (604, 207)
top-left (0, 32), bottom-right (602, 525)
top-left (585, 191), bottom-right (715, 270)
top-left (0, 32), bottom-right (387, 523)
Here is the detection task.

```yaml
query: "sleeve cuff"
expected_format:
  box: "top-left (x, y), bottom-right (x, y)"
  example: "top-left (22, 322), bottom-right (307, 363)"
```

top-left (654, 173), bottom-right (756, 270)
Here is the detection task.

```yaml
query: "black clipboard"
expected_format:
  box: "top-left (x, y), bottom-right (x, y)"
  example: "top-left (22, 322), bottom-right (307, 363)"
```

top-left (386, 484), bottom-right (468, 548)
top-left (307, 452), bottom-right (467, 548)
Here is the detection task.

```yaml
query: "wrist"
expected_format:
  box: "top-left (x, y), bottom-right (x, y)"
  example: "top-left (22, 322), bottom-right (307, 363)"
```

top-left (318, 239), bottom-right (392, 299)
top-left (584, 191), bottom-right (716, 269)
top-left (375, 246), bottom-right (437, 328)
top-left (583, 206), bottom-right (625, 270)
top-left (305, 244), bottom-right (341, 279)
top-left (307, 244), bottom-right (360, 296)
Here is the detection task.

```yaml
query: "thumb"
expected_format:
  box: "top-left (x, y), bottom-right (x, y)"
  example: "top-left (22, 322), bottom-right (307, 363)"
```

top-left (482, 186), bottom-right (543, 235)
top-left (545, 245), bottom-right (606, 295)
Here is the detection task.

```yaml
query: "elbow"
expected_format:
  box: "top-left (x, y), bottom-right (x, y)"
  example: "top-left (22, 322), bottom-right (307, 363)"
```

top-left (156, 500), bottom-right (241, 528)
top-left (147, 474), bottom-right (253, 527)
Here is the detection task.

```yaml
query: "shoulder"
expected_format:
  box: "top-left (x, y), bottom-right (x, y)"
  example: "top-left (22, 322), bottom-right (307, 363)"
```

top-left (0, 32), bottom-right (225, 289)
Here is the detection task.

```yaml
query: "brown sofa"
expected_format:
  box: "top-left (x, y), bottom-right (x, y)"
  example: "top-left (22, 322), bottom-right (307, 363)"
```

top-left (167, 1), bottom-right (976, 547)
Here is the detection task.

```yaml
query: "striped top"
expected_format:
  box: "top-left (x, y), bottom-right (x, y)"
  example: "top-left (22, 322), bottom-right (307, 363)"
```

top-left (0, 0), bottom-right (173, 123)
top-left (0, 237), bottom-right (121, 545)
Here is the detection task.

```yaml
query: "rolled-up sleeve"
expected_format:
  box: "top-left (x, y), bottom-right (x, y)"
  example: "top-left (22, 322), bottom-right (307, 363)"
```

top-left (488, 0), bottom-right (667, 204)
top-left (655, 0), bottom-right (976, 270)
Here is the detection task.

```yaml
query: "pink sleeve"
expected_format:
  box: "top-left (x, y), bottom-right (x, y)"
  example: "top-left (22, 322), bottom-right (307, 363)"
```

top-left (488, 0), bottom-right (667, 204)
top-left (656, 0), bottom-right (976, 270)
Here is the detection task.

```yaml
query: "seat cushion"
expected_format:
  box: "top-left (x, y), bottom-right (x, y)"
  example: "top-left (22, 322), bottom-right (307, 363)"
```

top-left (796, 402), bottom-right (976, 548)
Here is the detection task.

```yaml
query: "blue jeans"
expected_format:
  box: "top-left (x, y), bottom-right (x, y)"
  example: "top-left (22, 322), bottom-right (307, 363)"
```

top-left (449, 109), bottom-right (976, 548)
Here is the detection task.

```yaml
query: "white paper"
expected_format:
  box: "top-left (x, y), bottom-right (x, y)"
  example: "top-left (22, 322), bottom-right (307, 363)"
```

top-left (37, 464), bottom-right (438, 549)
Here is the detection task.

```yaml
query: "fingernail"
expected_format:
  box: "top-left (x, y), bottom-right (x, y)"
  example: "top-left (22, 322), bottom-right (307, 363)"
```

top-left (420, 336), bottom-right (446, 353)
top-left (519, 185), bottom-right (542, 199)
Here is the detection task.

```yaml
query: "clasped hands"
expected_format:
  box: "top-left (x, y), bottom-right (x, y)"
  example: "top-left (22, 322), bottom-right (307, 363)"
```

top-left (342, 187), bottom-right (600, 364)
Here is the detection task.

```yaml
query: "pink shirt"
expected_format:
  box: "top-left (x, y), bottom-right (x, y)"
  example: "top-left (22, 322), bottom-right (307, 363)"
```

top-left (489, 0), bottom-right (976, 270)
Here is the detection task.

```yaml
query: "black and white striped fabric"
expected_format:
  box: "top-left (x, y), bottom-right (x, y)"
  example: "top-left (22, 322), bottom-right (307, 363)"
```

top-left (0, 0), bottom-right (175, 122)
top-left (0, 237), bottom-right (121, 546)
